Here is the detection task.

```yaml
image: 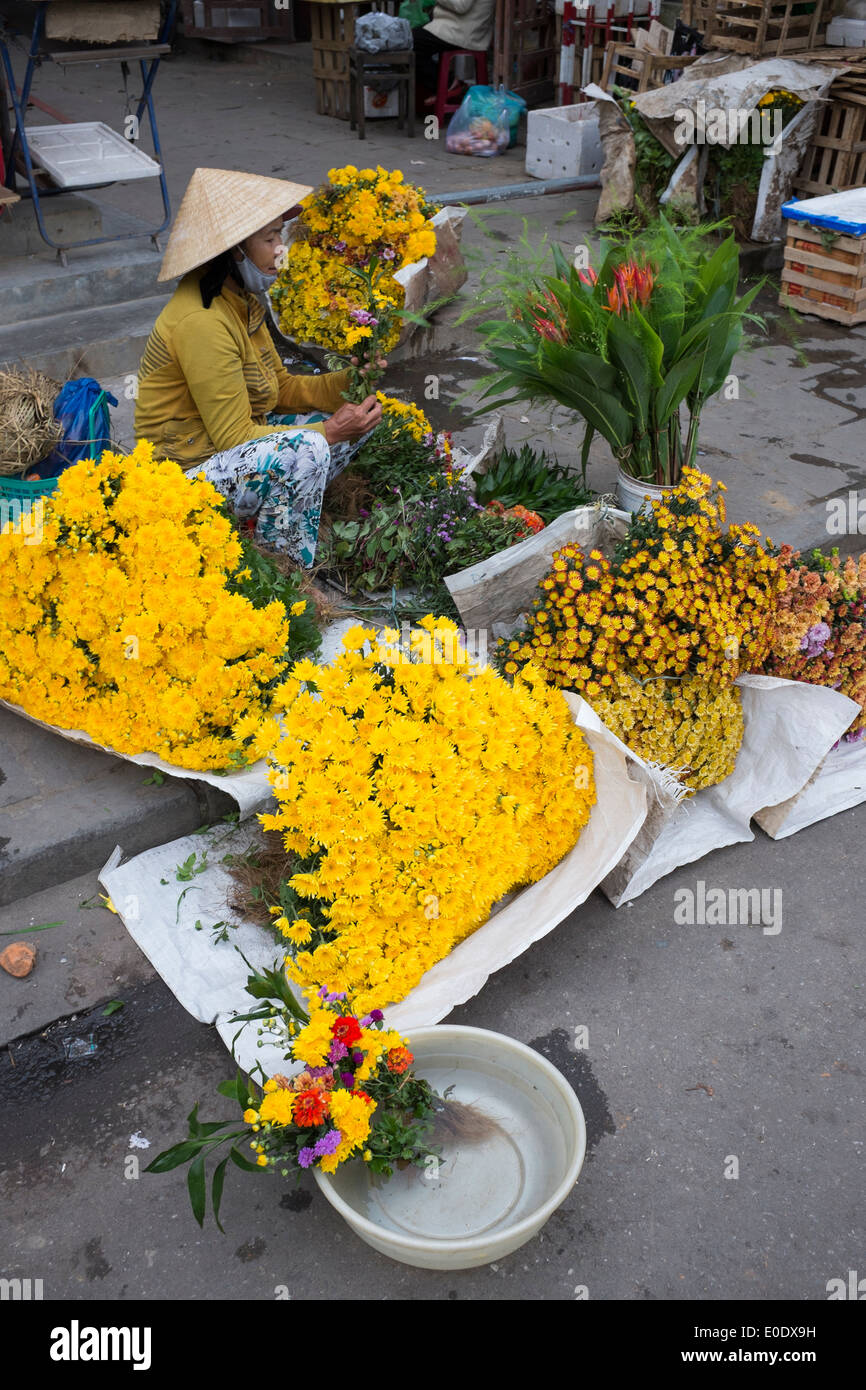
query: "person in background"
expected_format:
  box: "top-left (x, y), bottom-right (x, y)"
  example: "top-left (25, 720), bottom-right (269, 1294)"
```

top-left (412, 0), bottom-right (496, 99)
top-left (134, 167), bottom-right (382, 568)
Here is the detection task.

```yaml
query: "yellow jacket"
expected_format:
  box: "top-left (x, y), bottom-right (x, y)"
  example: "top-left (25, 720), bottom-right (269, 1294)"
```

top-left (134, 270), bottom-right (349, 469)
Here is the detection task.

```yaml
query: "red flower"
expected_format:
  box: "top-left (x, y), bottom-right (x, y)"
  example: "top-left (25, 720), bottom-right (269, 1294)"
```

top-left (331, 1016), bottom-right (362, 1045)
top-left (351, 1089), bottom-right (375, 1104)
top-left (386, 1046), bottom-right (413, 1074)
top-left (293, 1088), bottom-right (330, 1127)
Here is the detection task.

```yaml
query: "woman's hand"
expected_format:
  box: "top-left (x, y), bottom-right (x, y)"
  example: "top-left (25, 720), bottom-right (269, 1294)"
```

top-left (324, 395), bottom-right (383, 445)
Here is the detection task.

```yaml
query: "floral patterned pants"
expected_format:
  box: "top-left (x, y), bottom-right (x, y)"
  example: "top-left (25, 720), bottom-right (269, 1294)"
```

top-left (190, 412), bottom-right (358, 568)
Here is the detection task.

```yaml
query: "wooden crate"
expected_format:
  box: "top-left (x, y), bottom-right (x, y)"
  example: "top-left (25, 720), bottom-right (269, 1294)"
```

top-left (710, 0), bottom-right (829, 58)
top-left (494, 0), bottom-right (557, 108)
top-left (794, 97), bottom-right (866, 198)
top-left (680, 0), bottom-right (718, 42)
top-left (600, 43), bottom-right (699, 95)
top-left (780, 220), bottom-right (866, 326)
top-left (310, 1), bottom-right (399, 120)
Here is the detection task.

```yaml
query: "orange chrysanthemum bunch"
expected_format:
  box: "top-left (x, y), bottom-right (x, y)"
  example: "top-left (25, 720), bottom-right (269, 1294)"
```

top-left (0, 443), bottom-right (291, 769)
top-left (761, 546), bottom-right (866, 740)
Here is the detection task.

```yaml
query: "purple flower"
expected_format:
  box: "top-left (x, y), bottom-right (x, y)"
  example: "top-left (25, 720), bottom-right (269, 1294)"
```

top-left (353, 1050), bottom-right (364, 1065)
top-left (382, 247), bottom-right (396, 260)
top-left (845, 728), bottom-right (865, 744)
top-left (349, 308), bottom-right (378, 327)
top-left (800, 621), bottom-right (832, 658)
top-left (341, 1071), bottom-right (355, 1086)
top-left (333, 240), bottom-right (347, 253)
top-left (313, 1129), bottom-right (342, 1158)
top-left (306, 1065), bottom-right (335, 1080)
top-left (298, 1146), bottom-right (316, 1168)
top-left (328, 1040), bottom-right (348, 1062)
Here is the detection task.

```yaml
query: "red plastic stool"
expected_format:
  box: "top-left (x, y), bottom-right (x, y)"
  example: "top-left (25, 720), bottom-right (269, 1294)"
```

top-left (435, 49), bottom-right (490, 127)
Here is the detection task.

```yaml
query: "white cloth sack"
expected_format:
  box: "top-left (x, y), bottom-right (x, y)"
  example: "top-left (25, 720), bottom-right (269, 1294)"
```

top-left (754, 734), bottom-right (866, 839)
top-left (597, 675), bottom-right (859, 905)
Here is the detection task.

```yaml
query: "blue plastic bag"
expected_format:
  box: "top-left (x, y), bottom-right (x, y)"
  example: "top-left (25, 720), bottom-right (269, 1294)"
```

top-left (33, 377), bottom-right (118, 479)
top-left (445, 84), bottom-right (526, 156)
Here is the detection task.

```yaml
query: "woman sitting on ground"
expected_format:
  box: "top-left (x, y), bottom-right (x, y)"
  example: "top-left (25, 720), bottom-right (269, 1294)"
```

top-left (134, 167), bottom-right (382, 567)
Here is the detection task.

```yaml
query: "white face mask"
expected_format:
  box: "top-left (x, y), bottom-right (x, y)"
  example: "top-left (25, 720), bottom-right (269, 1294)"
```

top-left (235, 249), bottom-right (278, 298)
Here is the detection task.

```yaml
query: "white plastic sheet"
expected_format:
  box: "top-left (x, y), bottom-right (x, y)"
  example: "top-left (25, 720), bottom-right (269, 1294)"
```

top-left (99, 696), bottom-right (649, 1075)
top-left (754, 735), bottom-right (866, 839)
top-left (598, 675), bottom-right (859, 905)
top-left (0, 698), bottom-right (274, 820)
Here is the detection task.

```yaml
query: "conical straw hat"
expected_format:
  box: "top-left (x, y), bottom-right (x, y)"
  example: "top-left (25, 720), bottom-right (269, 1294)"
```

top-left (158, 168), bottom-right (313, 282)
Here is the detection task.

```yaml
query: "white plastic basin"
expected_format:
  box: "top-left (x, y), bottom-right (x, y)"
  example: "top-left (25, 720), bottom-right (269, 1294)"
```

top-left (314, 1024), bottom-right (587, 1270)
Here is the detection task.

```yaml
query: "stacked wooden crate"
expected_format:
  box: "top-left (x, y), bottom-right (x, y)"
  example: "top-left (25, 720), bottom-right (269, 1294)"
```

top-left (709, 0), bottom-right (830, 57)
top-left (309, 1), bottom-right (401, 120)
top-left (494, 0), bottom-right (558, 107)
top-left (780, 192), bottom-right (866, 327)
top-left (794, 61), bottom-right (866, 199)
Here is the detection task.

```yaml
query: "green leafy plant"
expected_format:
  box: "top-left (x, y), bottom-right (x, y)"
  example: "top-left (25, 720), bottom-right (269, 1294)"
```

top-left (473, 444), bottom-right (594, 523)
top-left (471, 216), bottom-right (764, 486)
top-left (227, 531), bottom-right (322, 662)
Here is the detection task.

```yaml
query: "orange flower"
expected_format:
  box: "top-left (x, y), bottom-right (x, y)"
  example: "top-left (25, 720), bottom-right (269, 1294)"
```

top-left (386, 1046), bottom-right (413, 1074)
top-left (293, 1088), bottom-right (331, 1127)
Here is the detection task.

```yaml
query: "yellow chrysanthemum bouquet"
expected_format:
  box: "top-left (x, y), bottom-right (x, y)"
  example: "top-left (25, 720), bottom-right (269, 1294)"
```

top-left (258, 617), bottom-right (596, 1014)
top-left (271, 165), bottom-right (437, 399)
top-left (501, 470), bottom-right (785, 791)
top-left (0, 442), bottom-right (296, 770)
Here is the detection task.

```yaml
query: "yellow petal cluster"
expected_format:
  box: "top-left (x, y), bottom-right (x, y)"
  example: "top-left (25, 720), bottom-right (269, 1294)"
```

top-left (272, 166), bottom-right (436, 354)
top-left (375, 392), bottom-right (432, 442)
top-left (263, 617), bottom-right (596, 1013)
top-left (0, 442), bottom-right (290, 769)
top-left (504, 469), bottom-right (784, 699)
top-left (590, 673), bottom-right (744, 793)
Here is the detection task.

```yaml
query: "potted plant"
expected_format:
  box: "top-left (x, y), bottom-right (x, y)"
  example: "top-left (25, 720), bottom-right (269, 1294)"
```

top-left (471, 217), bottom-right (763, 511)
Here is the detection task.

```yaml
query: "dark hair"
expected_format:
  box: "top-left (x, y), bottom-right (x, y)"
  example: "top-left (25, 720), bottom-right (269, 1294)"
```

top-left (199, 250), bottom-right (243, 308)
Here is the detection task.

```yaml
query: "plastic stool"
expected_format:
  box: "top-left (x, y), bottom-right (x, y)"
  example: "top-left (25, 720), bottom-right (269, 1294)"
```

top-left (435, 49), bottom-right (490, 127)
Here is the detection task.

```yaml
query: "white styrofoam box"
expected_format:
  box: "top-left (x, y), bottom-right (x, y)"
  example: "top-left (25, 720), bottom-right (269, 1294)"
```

top-left (363, 86), bottom-right (400, 119)
top-left (827, 16), bottom-right (866, 44)
top-left (526, 102), bottom-right (602, 181)
top-left (25, 123), bottom-right (161, 188)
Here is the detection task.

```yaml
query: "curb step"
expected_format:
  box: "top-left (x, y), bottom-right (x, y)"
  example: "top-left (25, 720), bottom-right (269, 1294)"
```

top-left (0, 293), bottom-right (170, 379)
top-left (0, 707), bottom-right (235, 909)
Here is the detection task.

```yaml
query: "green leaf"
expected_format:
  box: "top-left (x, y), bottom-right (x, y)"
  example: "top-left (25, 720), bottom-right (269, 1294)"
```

top-left (211, 1155), bottom-right (229, 1235)
top-left (188, 1154), bottom-right (206, 1228)
top-left (0, 921), bottom-right (64, 936)
top-left (655, 356), bottom-right (703, 427)
top-left (102, 1000), bottom-right (124, 1017)
top-left (145, 1139), bottom-right (206, 1173)
top-left (229, 1146), bottom-right (260, 1174)
top-left (217, 1073), bottom-right (252, 1108)
top-left (143, 769), bottom-right (166, 786)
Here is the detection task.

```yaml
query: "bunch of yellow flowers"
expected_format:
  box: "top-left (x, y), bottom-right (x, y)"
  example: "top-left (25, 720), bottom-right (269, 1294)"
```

top-left (504, 470), bottom-right (784, 701)
top-left (375, 392), bottom-right (432, 443)
top-left (0, 442), bottom-right (291, 769)
top-left (590, 673), bottom-right (744, 793)
top-left (272, 166), bottom-right (436, 355)
top-left (260, 617), bottom-right (596, 1014)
